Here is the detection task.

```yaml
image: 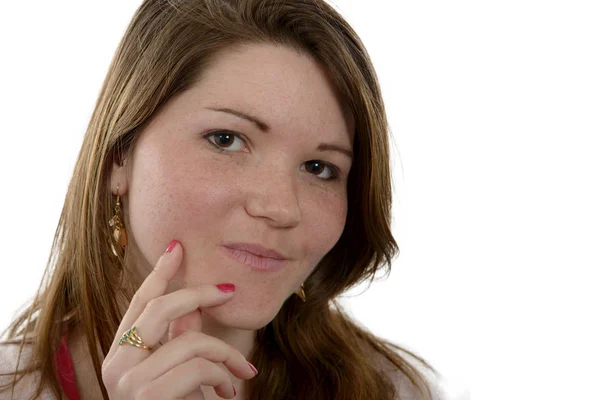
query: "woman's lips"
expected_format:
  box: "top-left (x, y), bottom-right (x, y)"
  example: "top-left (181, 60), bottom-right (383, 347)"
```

top-left (220, 245), bottom-right (288, 272)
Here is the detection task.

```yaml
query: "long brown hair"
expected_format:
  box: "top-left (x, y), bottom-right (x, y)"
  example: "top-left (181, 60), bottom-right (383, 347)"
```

top-left (1, 0), bottom-right (437, 399)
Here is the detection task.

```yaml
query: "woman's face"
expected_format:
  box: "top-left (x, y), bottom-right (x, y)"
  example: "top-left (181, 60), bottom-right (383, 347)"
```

top-left (111, 43), bottom-right (354, 329)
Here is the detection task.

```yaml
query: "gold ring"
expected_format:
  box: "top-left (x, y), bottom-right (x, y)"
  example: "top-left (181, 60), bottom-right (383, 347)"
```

top-left (119, 326), bottom-right (152, 351)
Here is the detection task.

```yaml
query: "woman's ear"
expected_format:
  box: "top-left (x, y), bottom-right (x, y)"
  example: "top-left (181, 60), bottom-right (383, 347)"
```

top-left (110, 156), bottom-right (130, 195)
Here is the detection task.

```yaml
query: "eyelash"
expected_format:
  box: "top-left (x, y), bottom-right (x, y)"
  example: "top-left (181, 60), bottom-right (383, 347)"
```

top-left (203, 130), bottom-right (341, 182)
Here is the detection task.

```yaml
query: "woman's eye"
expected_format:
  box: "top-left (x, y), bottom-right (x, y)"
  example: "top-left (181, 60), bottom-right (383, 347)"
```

top-left (302, 160), bottom-right (340, 181)
top-left (205, 130), bottom-right (246, 152)
top-left (204, 132), bottom-right (339, 182)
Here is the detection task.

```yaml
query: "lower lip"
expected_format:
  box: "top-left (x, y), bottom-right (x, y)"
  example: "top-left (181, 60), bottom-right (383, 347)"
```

top-left (221, 246), bottom-right (288, 272)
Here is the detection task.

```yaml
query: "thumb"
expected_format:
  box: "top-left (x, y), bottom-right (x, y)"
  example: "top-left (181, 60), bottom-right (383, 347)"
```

top-left (168, 308), bottom-right (203, 341)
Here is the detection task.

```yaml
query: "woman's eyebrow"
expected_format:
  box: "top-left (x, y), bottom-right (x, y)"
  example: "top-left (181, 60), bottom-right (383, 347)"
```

top-left (205, 106), bottom-right (270, 132)
top-left (205, 106), bottom-right (353, 161)
top-left (317, 143), bottom-right (353, 161)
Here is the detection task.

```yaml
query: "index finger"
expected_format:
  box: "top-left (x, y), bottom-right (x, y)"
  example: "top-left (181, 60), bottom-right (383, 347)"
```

top-left (106, 240), bottom-right (183, 361)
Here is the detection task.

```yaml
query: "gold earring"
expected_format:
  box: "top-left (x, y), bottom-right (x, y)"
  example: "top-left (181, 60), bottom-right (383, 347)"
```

top-left (295, 283), bottom-right (306, 302)
top-left (109, 184), bottom-right (128, 256)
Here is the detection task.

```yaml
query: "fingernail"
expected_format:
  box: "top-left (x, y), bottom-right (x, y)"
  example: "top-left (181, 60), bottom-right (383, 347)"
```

top-left (165, 240), bottom-right (178, 253)
top-left (216, 283), bottom-right (235, 293)
top-left (232, 385), bottom-right (237, 397)
top-left (247, 361), bottom-right (258, 375)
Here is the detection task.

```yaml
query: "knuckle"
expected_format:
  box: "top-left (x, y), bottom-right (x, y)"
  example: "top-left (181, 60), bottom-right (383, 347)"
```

top-left (101, 360), bottom-right (117, 388)
top-left (191, 356), bottom-right (226, 380)
top-left (116, 370), bottom-right (136, 396)
top-left (190, 356), bottom-right (208, 371)
top-left (135, 385), bottom-right (155, 400)
top-left (203, 358), bottom-right (229, 381)
top-left (130, 291), bottom-right (145, 309)
top-left (144, 297), bottom-right (166, 316)
top-left (214, 365), bottom-right (231, 382)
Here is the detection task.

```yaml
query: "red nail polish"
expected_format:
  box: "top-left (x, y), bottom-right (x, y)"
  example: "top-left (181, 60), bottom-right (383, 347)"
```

top-left (216, 283), bottom-right (235, 293)
top-left (248, 361), bottom-right (258, 375)
top-left (232, 385), bottom-right (237, 397)
top-left (165, 240), bottom-right (178, 253)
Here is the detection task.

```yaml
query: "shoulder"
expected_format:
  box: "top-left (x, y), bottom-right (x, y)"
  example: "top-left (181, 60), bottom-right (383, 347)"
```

top-left (0, 341), bottom-right (56, 400)
top-left (366, 343), bottom-right (449, 400)
top-left (0, 341), bottom-right (32, 378)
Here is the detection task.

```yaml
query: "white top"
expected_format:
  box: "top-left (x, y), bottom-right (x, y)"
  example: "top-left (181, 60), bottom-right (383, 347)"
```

top-left (0, 342), bottom-right (55, 400)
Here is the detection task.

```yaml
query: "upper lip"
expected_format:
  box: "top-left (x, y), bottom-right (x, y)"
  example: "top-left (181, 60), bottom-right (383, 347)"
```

top-left (223, 242), bottom-right (289, 260)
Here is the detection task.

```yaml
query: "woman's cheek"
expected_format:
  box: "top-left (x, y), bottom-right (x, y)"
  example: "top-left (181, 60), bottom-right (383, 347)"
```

top-left (174, 157), bottom-right (241, 215)
top-left (306, 187), bottom-right (347, 235)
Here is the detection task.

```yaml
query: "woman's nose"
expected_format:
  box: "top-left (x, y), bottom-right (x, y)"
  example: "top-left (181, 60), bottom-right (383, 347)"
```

top-left (244, 170), bottom-right (301, 228)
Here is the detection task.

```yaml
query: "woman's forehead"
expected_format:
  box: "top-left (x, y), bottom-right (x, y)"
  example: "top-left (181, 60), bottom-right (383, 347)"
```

top-left (178, 43), bottom-right (355, 145)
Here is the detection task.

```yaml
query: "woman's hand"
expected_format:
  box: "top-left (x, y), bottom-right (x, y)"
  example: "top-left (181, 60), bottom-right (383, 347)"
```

top-left (101, 240), bottom-right (257, 399)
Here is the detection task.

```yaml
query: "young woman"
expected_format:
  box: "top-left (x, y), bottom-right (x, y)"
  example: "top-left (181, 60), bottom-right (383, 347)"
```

top-left (0, 0), bottom-right (444, 399)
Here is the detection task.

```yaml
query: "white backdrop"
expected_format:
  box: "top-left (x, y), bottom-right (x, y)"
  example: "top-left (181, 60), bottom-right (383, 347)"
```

top-left (1, 1), bottom-right (599, 399)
